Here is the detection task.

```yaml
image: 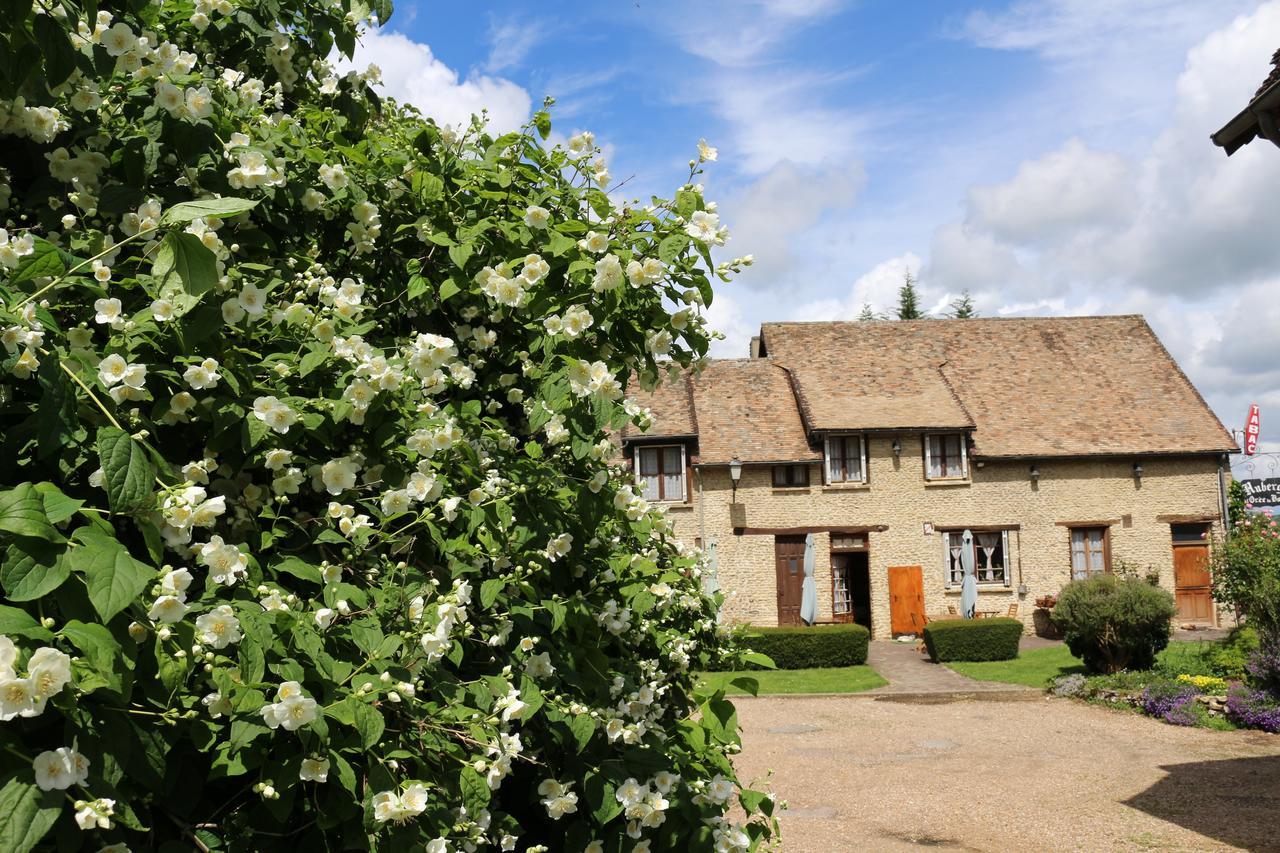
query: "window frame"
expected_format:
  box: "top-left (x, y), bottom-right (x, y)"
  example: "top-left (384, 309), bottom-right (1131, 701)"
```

top-left (1069, 526), bottom-right (1111, 580)
top-left (942, 529), bottom-right (1012, 588)
top-left (924, 432), bottom-right (969, 481)
top-left (633, 444), bottom-right (687, 503)
top-left (823, 434), bottom-right (867, 485)
top-left (771, 464), bottom-right (810, 488)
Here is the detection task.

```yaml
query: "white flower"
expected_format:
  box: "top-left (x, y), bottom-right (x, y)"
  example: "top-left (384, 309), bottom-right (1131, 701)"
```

top-left (685, 209), bottom-right (721, 243)
top-left (151, 299), bottom-right (175, 322)
top-left (318, 163), bottom-right (348, 190)
top-left (155, 81), bottom-right (184, 113)
top-left (93, 297), bottom-right (122, 326)
top-left (97, 355), bottom-right (129, 389)
top-left (320, 457), bottom-right (359, 495)
top-left (101, 22), bottom-right (136, 56)
top-left (260, 686), bottom-right (318, 731)
top-left (183, 357), bottom-right (221, 390)
top-left (184, 86), bottom-right (214, 120)
top-left (578, 231), bottom-right (609, 254)
top-left (591, 254), bottom-right (623, 292)
top-left (300, 757), bottom-right (330, 782)
top-left (195, 605), bottom-right (241, 649)
top-left (0, 675), bottom-right (37, 720)
top-left (199, 535), bottom-right (248, 585)
top-left (149, 595), bottom-right (189, 624)
top-left (252, 396), bottom-right (298, 434)
top-left (74, 798), bottom-right (114, 831)
top-left (160, 568), bottom-right (193, 598)
top-left (524, 652), bottom-right (555, 679)
top-left (222, 298), bottom-right (246, 324)
top-left (537, 779), bottom-right (579, 820)
top-left (524, 205), bottom-right (550, 229)
top-left (314, 608), bottom-right (336, 629)
top-left (238, 282), bottom-right (267, 315)
top-left (33, 746), bottom-right (90, 791)
top-left (263, 449), bottom-right (293, 470)
top-left (698, 138), bottom-right (718, 162)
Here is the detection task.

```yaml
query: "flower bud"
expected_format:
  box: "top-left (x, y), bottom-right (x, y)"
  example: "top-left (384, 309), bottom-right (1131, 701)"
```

top-left (158, 627), bottom-right (172, 641)
top-left (128, 622), bottom-right (147, 642)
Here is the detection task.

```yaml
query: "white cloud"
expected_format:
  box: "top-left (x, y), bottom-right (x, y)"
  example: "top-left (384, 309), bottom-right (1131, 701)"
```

top-left (966, 139), bottom-right (1133, 242)
top-left (719, 160), bottom-right (864, 286)
top-left (790, 253), bottom-right (922, 320)
top-left (340, 30), bottom-right (532, 133)
top-left (484, 16), bottom-right (545, 73)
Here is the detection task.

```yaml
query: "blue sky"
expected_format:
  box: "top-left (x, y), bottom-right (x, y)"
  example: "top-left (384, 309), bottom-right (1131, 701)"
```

top-left (352, 0), bottom-right (1280, 460)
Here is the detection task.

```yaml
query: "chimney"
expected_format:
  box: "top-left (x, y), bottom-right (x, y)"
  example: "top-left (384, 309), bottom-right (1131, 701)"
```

top-left (749, 335), bottom-right (761, 358)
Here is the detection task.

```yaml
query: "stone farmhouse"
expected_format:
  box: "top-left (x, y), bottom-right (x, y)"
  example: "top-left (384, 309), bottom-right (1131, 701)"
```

top-left (623, 316), bottom-right (1238, 639)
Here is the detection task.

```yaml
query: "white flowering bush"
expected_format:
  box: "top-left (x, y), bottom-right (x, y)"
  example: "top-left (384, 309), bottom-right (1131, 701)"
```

top-left (0, 1), bottom-right (772, 850)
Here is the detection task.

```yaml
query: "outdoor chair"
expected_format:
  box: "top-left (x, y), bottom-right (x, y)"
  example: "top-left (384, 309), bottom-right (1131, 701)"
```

top-left (1006, 603), bottom-right (1018, 618)
top-left (947, 605), bottom-right (957, 615)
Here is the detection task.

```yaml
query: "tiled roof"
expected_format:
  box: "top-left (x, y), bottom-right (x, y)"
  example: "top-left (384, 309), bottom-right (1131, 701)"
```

top-left (1212, 47), bottom-right (1280, 155)
top-left (624, 360), bottom-right (819, 464)
top-left (760, 322), bottom-right (975, 432)
top-left (1256, 48), bottom-right (1280, 98)
top-left (761, 316), bottom-right (1237, 458)
top-left (690, 360), bottom-right (819, 463)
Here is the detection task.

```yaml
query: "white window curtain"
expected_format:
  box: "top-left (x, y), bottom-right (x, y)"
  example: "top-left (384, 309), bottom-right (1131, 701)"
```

top-left (634, 445), bottom-right (686, 502)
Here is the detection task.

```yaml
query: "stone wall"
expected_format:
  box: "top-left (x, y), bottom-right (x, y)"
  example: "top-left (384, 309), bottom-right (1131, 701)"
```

top-left (659, 436), bottom-right (1226, 639)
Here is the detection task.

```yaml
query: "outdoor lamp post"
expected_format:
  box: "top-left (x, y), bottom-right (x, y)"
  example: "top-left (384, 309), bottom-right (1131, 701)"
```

top-left (1133, 462), bottom-right (1143, 482)
top-left (1029, 464), bottom-right (1040, 481)
top-left (891, 438), bottom-right (901, 457)
top-left (729, 457), bottom-right (742, 502)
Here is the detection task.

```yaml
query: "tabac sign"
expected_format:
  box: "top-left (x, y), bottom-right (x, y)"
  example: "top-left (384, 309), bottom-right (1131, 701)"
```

top-left (1240, 478), bottom-right (1280, 512)
top-left (1244, 403), bottom-right (1260, 456)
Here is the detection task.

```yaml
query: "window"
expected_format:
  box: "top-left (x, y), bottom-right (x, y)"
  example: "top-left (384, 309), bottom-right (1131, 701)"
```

top-left (925, 433), bottom-right (967, 480)
top-left (824, 435), bottom-right (865, 484)
top-left (635, 445), bottom-right (685, 502)
top-left (944, 530), bottom-right (1010, 586)
top-left (772, 464), bottom-right (810, 487)
top-left (1070, 527), bottom-right (1109, 579)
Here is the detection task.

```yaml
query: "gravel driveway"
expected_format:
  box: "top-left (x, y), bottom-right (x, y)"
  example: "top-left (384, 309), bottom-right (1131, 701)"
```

top-left (733, 694), bottom-right (1280, 852)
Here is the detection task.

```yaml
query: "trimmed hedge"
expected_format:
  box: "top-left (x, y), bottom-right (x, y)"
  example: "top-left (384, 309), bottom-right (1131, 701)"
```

top-left (743, 624), bottom-right (871, 669)
top-left (924, 618), bottom-right (1023, 662)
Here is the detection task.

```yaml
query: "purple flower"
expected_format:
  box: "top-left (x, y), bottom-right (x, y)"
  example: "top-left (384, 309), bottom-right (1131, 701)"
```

top-left (1225, 686), bottom-right (1280, 733)
top-left (1141, 683), bottom-right (1198, 726)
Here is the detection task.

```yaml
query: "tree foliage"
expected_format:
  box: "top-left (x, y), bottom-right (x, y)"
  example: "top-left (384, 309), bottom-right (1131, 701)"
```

top-left (0, 2), bottom-right (771, 850)
top-left (947, 290), bottom-right (976, 319)
top-left (1212, 507), bottom-right (1280, 644)
top-left (1051, 574), bottom-right (1176, 673)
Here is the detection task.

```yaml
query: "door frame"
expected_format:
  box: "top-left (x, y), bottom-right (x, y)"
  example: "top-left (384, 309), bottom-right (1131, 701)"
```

top-left (774, 535), bottom-right (806, 626)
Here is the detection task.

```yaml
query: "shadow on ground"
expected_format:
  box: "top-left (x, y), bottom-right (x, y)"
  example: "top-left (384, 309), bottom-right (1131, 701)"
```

top-left (1123, 753), bottom-right (1280, 850)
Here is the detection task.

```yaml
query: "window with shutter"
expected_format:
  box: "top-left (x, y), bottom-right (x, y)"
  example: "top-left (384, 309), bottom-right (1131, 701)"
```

top-left (635, 445), bottom-right (686, 502)
top-left (925, 433), bottom-right (967, 480)
top-left (1070, 527), bottom-right (1109, 579)
top-left (824, 435), bottom-right (865, 484)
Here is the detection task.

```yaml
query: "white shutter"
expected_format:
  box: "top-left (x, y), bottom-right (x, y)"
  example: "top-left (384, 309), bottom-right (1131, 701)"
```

top-left (857, 434), bottom-right (867, 483)
top-left (824, 436), bottom-right (835, 484)
top-left (680, 445), bottom-right (688, 501)
top-left (1002, 529), bottom-right (1011, 586)
top-left (960, 435), bottom-right (969, 478)
top-left (924, 435), bottom-right (934, 479)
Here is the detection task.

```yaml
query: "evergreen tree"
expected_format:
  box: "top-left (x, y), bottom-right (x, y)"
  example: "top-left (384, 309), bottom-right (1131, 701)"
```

top-left (896, 271), bottom-right (925, 320)
top-left (949, 290), bottom-right (978, 318)
top-left (857, 302), bottom-right (878, 321)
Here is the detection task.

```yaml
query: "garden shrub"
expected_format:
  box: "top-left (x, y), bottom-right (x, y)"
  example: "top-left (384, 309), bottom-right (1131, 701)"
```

top-left (1050, 673), bottom-right (1088, 698)
top-left (1202, 625), bottom-right (1258, 681)
top-left (1212, 505), bottom-right (1280, 642)
top-left (1246, 636), bottom-right (1280, 696)
top-left (1051, 574), bottom-right (1176, 673)
top-left (0, 2), bottom-right (772, 850)
top-left (922, 618), bottom-right (1022, 662)
top-left (741, 624), bottom-right (870, 670)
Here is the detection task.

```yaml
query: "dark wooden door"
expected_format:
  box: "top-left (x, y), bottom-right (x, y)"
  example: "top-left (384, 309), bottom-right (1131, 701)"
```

top-left (1173, 545), bottom-right (1213, 622)
top-left (888, 565), bottom-right (925, 636)
top-left (774, 536), bottom-right (806, 626)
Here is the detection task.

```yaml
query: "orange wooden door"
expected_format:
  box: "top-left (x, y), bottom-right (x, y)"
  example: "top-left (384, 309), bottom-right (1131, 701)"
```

top-left (1173, 545), bottom-right (1213, 622)
top-left (774, 536), bottom-right (806, 626)
top-left (887, 565), bottom-right (925, 636)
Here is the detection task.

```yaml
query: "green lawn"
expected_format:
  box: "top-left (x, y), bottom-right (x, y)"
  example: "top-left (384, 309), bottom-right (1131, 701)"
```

top-left (697, 665), bottom-right (887, 695)
top-left (945, 640), bottom-right (1218, 688)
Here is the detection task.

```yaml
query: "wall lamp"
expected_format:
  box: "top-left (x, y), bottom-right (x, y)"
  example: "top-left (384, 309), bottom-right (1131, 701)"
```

top-left (1029, 464), bottom-right (1040, 482)
top-left (1132, 462), bottom-right (1143, 482)
top-left (729, 456), bottom-right (743, 502)
top-left (891, 438), bottom-right (901, 457)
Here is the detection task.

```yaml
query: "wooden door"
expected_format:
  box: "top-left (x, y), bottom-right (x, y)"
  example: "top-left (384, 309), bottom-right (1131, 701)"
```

top-left (887, 565), bottom-right (925, 636)
top-left (774, 536), bottom-right (806, 626)
top-left (1173, 545), bottom-right (1213, 622)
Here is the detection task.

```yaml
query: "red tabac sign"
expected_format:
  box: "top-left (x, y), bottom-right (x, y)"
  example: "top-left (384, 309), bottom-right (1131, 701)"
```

top-left (1244, 403), bottom-right (1261, 456)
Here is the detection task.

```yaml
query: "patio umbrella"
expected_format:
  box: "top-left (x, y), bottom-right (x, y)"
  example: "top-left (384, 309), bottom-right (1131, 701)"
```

top-left (703, 538), bottom-right (722, 623)
top-left (960, 528), bottom-right (978, 619)
top-left (800, 533), bottom-right (818, 625)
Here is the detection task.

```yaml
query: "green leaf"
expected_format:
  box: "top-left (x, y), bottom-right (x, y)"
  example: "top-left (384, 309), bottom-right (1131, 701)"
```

top-left (32, 483), bottom-right (82, 525)
top-left (96, 426), bottom-right (156, 514)
top-left (545, 599), bottom-right (566, 631)
top-left (8, 238), bottom-right (66, 286)
top-left (160, 196), bottom-right (259, 225)
top-left (533, 110), bottom-right (552, 140)
top-left (585, 771), bottom-right (623, 825)
top-left (740, 651), bottom-right (776, 670)
top-left (66, 527), bottom-right (153, 622)
top-left (61, 620), bottom-right (122, 692)
top-left (0, 606), bottom-right (52, 642)
top-left (438, 277), bottom-right (460, 302)
top-left (459, 766), bottom-right (490, 813)
top-left (447, 241), bottom-right (473, 270)
top-left (480, 578), bottom-right (504, 609)
top-left (0, 483), bottom-right (63, 543)
top-left (568, 713), bottom-right (595, 753)
top-left (0, 778), bottom-right (61, 853)
top-left (658, 233), bottom-right (688, 264)
top-left (272, 556), bottom-right (323, 584)
top-left (298, 349), bottom-right (328, 378)
top-left (0, 540), bottom-right (69, 601)
top-left (353, 702), bottom-right (385, 748)
top-left (32, 13), bottom-right (79, 88)
top-left (730, 676), bottom-right (760, 697)
top-left (152, 231), bottom-right (218, 298)
top-left (238, 634), bottom-right (265, 684)
top-left (36, 355), bottom-right (78, 460)
top-left (546, 231), bottom-right (576, 257)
